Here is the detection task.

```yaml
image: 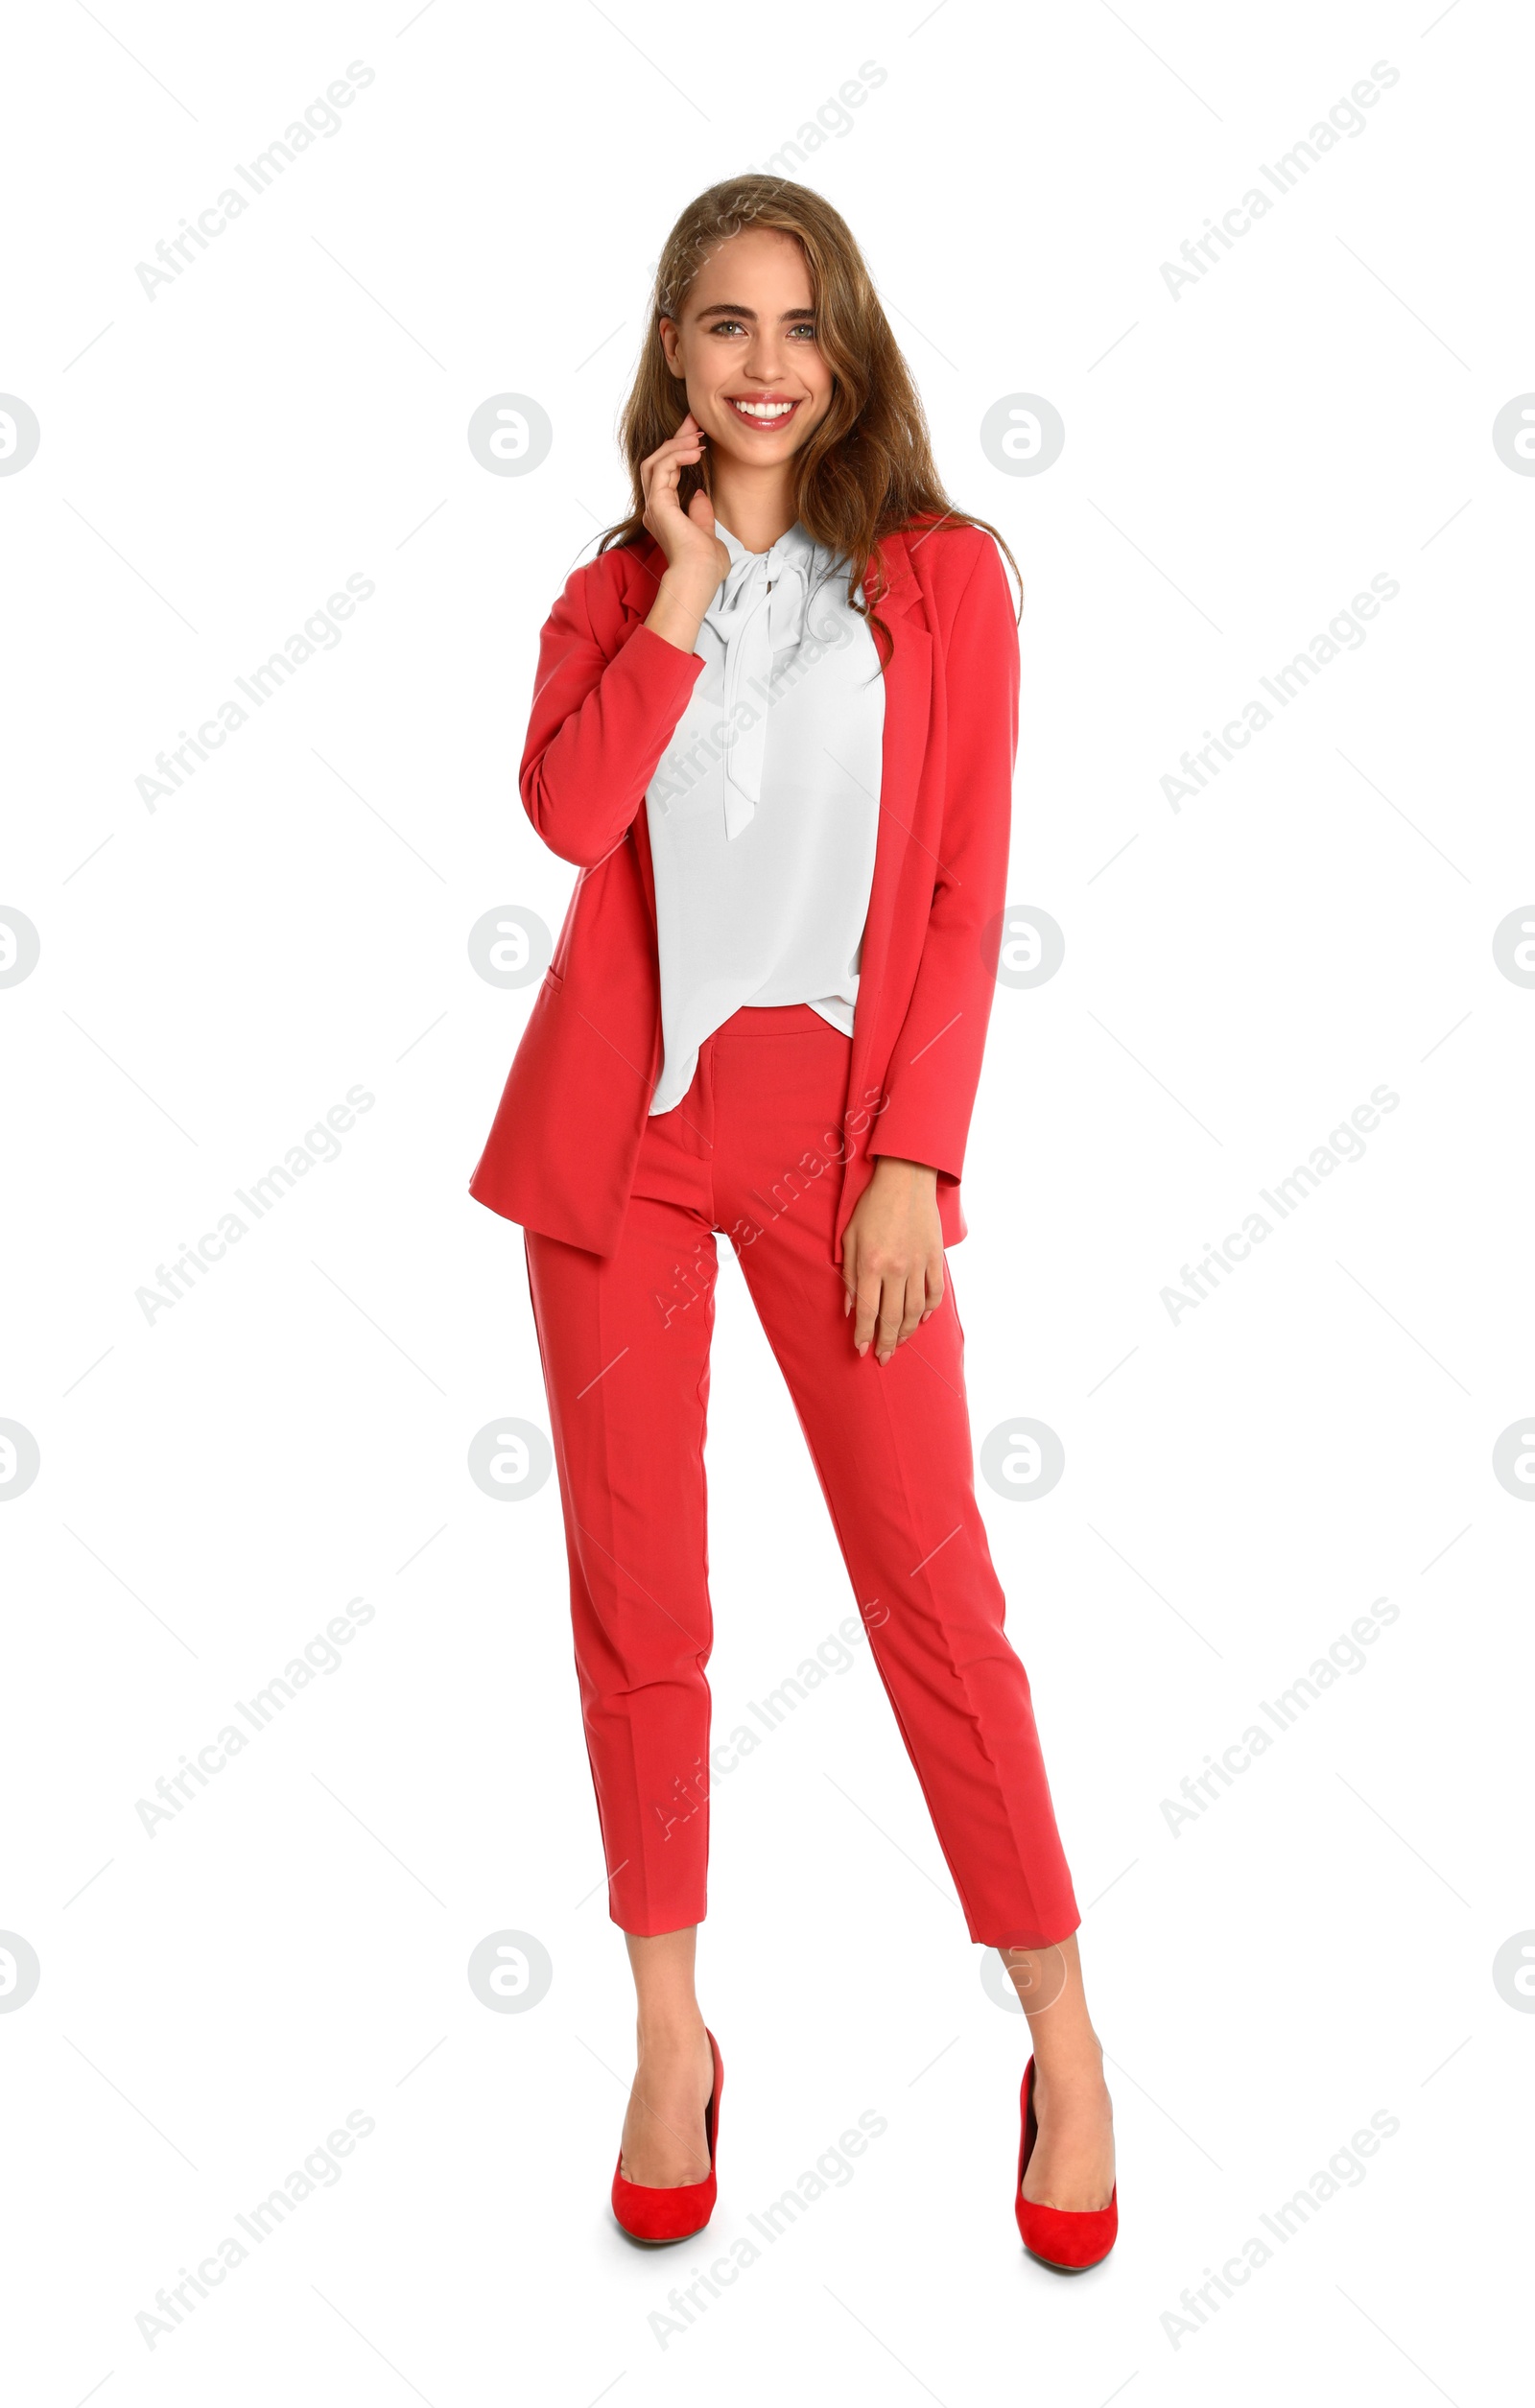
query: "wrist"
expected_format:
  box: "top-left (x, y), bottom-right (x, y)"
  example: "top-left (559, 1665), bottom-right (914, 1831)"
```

top-left (659, 559), bottom-right (720, 605)
top-left (645, 568), bottom-right (715, 654)
top-left (871, 1154), bottom-right (938, 1189)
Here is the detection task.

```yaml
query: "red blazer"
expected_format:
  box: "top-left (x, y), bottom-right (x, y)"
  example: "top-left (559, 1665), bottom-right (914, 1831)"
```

top-left (468, 518), bottom-right (1019, 1259)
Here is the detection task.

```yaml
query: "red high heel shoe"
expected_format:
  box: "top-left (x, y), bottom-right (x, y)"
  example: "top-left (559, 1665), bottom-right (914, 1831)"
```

top-left (1015, 2056), bottom-right (1118, 2270)
top-left (611, 2029), bottom-right (723, 2244)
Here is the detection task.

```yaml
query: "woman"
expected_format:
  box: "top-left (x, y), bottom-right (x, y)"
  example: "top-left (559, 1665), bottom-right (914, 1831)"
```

top-left (469, 177), bottom-right (1117, 2270)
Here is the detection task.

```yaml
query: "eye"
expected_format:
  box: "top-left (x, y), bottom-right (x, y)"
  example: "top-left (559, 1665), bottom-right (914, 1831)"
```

top-left (789, 322), bottom-right (817, 341)
top-left (707, 319), bottom-right (747, 337)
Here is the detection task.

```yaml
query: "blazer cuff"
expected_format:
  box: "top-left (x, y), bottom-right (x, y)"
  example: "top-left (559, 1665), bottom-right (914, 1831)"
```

top-left (868, 1121), bottom-right (964, 1189)
top-left (616, 621), bottom-right (706, 714)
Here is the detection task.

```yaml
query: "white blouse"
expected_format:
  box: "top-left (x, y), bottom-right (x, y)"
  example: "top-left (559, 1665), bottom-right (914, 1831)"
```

top-left (643, 520), bottom-right (885, 1116)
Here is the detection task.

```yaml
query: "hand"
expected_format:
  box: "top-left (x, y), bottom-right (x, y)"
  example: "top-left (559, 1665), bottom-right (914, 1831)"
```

top-left (640, 414), bottom-right (730, 602)
top-left (842, 1157), bottom-right (945, 1365)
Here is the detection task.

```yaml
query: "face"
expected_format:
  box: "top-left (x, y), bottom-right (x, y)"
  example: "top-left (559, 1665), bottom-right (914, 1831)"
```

top-left (660, 225), bottom-right (833, 464)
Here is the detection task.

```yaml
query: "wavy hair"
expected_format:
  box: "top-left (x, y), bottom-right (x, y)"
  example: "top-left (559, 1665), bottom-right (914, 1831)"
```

top-left (598, 176), bottom-right (1022, 664)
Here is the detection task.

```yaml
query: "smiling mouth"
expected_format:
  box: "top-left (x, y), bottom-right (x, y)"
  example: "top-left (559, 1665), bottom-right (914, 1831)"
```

top-left (725, 396), bottom-right (802, 430)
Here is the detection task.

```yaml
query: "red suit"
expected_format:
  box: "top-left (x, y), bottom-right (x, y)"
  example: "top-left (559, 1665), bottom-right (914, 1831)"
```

top-left (471, 523), bottom-right (1079, 1948)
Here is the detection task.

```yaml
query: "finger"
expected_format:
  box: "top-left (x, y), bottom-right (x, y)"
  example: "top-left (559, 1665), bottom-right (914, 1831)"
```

top-left (640, 430), bottom-right (707, 500)
top-left (874, 1275), bottom-right (905, 1365)
top-left (896, 1271), bottom-right (926, 1348)
top-left (642, 454), bottom-right (704, 520)
top-left (642, 441), bottom-right (697, 496)
top-left (853, 1271), bottom-right (882, 1356)
top-left (920, 1254), bottom-right (945, 1321)
top-left (641, 465), bottom-right (697, 532)
top-left (642, 425), bottom-right (708, 473)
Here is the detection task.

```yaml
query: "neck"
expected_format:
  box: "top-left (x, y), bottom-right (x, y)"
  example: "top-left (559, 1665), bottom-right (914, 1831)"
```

top-left (707, 460), bottom-right (798, 555)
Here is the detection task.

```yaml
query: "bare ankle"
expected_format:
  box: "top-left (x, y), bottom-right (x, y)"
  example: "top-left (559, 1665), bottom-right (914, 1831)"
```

top-left (636, 2010), bottom-right (707, 2054)
top-left (1031, 2042), bottom-right (1109, 2097)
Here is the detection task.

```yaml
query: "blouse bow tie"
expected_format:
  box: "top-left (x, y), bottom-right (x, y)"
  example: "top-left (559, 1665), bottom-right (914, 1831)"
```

top-left (703, 523), bottom-right (820, 839)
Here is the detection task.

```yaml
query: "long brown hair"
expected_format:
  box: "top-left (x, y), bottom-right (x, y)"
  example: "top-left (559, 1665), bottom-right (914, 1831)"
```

top-left (598, 176), bottom-right (1022, 663)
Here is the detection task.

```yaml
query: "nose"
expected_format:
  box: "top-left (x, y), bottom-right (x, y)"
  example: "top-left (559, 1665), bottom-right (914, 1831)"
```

top-left (742, 325), bottom-right (792, 386)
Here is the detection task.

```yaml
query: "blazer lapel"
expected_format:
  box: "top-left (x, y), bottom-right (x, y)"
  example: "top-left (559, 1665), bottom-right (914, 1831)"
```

top-left (853, 527), bottom-right (933, 1058)
top-left (617, 542), bottom-right (668, 935)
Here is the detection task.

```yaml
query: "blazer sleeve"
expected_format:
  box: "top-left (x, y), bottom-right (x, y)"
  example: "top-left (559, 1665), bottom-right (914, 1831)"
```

top-left (518, 559), bottom-right (704, 868)
top-left (870, 536), bottom-right (1018, 1186)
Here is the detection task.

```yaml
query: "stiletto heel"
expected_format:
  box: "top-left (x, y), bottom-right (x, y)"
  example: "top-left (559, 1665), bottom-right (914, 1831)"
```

top-left (1015, 2055), bottom-right (1118, 2271)
top-left (611, 2029), bottom-right (723, 2244)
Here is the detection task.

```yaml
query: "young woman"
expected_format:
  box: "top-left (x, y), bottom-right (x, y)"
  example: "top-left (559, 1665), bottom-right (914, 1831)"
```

top-left (469, 177), bottom-right (1117, 2269)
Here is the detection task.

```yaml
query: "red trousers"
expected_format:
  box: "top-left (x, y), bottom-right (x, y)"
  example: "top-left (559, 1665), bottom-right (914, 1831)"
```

top-left (524, 1005), bottom-right (1079, 1949)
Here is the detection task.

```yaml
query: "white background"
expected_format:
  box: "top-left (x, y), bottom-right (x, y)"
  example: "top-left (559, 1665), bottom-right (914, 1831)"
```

top-left (2, 0), bottom-right (1529, 2400)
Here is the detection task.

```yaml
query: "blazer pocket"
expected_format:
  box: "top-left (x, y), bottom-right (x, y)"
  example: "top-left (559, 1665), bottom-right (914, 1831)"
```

top-left (541, 965), bottom-right (566, 994)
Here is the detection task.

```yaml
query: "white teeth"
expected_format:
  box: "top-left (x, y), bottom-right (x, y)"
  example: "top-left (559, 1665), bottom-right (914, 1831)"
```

top-left (733, 400), bottom-right (793, 419)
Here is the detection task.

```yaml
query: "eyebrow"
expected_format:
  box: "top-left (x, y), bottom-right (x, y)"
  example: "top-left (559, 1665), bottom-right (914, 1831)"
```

top-left (695, 303), bottom-right (815, 319)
